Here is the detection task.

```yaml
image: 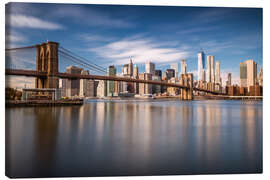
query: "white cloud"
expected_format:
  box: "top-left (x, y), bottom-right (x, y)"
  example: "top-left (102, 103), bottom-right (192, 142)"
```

top-left (6, 32), bottom-right (26, 42)
top-left (89, 36), bottom-right (190, 65)
top-left (7, 14), bottom-right (64, 30)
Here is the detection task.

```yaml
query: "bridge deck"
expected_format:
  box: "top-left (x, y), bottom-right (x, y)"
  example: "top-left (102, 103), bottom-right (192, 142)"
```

top-left (6, 69), bottom-right (225, 95)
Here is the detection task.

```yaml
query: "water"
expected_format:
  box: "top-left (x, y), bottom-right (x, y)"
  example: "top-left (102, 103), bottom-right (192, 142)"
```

top-left (6, 100), bottom-right (262, 178)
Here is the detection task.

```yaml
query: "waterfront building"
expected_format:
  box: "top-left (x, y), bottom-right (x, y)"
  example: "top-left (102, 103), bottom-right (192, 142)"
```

top-left (180, 59), bottom-right (187, 75)
top-left (133, 65), bottom-right (139, 94)
top-left (166, 69), bottom-right (175, 80)
top-left (139, 73), bottom-right (152, 95)
top-left (197, 51), bottom-right (205, 81)
top-left (146, 61), bottom-right (155, 75)
top-left (107, 65), bottom-right (116, 96)
top-left (167, 77), bottom-right (179, 96)
top-left (240, 59), bottom-right (257, 88)
top-left (215, 61), bottom-right (221, 84)
top-left (206, 55), bottom-right (215, 83)
top-left (60, 79), bottom-right (67, 97)
top-left (66, 66), bottom-right (83, 97)
top-left (97, 80), bottom-right (107, 97)
top-left (79, 70), bottom-right (92, 97)
top-left (170, 63), bottom-right (179, 79)
top-left (152, 75), bottom-right (161, 94)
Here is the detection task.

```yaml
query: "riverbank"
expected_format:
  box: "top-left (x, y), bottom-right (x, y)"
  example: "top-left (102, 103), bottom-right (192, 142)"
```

top-left (6, 99), bottom-right (84, 107)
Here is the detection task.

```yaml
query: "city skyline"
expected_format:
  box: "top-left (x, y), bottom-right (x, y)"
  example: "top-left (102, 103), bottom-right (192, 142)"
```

top-left (5, 3), bottom-right (262, 87)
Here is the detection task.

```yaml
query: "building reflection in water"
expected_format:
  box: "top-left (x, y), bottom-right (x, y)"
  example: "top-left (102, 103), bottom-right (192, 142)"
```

top-left (6, 100), bottom-right (262, 177)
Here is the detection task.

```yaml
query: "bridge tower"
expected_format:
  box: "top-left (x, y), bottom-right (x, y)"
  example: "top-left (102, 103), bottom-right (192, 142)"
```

top-left (35, 41), bottom-right (59, 89)
top-left (180, 73), bottom-right (193, 100)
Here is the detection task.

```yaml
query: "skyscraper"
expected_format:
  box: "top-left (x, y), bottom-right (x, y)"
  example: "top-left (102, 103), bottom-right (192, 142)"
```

top-left (146, 61), bottom-right (155, 75)
top-left (180, 59), bottom-right (187, 75)
top-left (128, 59), bottom-right (133, 77)
top-left (240, 60), bottom-right (257, 87)
top-left (206, 55), bottom-right (215, 83)
top-left (197, 51), bottom-right (205, 81)
top-left (107, 65), bottom-right (116, 96)
top-left (133, 64), bottom-right (139, 78)
top-left (226, 73), bottom-right (232, 86)
top-left (170, 63), bottom-right (178, 78)
top-left (215, 61), bottom-right (221, 84)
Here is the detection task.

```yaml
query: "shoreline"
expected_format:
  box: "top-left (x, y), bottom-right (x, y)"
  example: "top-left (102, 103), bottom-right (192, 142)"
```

top-left (6, 96), bottom-right (262, 107)
top-left (6, 99), bottom-right (84, 108)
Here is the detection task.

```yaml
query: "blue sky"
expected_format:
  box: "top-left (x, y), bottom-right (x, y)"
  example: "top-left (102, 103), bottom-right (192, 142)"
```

top-left (5, 3), bottom-right (262, 87)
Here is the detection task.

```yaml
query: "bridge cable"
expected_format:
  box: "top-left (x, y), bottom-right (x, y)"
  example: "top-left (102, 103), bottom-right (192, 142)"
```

top-left (59, 46), bottom-right (106, 71)
top-left (58, 50), bottom-right (106, 74)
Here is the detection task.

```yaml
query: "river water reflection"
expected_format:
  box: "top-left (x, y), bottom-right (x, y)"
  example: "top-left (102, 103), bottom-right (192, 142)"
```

top-left (6, 100), bottom-right (262, 177)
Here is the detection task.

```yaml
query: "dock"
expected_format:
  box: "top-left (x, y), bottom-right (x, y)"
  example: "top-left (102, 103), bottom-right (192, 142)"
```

top-left (6, 99), bottom-right (84, 107)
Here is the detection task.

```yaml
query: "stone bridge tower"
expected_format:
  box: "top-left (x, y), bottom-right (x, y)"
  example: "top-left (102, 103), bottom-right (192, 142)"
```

top-left (35, 41), bottom-right (59, 89)
top-left (180, 73), bottom-right (193, 100)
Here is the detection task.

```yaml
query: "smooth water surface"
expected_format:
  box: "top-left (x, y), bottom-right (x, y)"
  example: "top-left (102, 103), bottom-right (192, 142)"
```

top-left (6, 100), bottom-right (262, 177)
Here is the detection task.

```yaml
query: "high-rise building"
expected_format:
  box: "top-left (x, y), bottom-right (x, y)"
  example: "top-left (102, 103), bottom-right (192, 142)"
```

top-left (122, 64), bottom-right (129, 75)
top-left (60, 79), bottom-right (67, 97)
top-left (138, 73), bottom-right (152, 95)
top-left (66, 66), bottom-right (83, 97)
top-left (97, 80), bottom-right (107, 97)
top-left (166, 69), bottom-right (175, 80)
top-left (154, 70), bottom-right (162, 78)
top-left (215, 61), bottom-right (221, 84)
top-left (107, 65), bottom-right (116, 96)
top-left (240, 60), bottom-right (257, 87)
top-left (258, 68), bottom-right (263, 86)
top-left (133, 65), bottom-right (139, 94)
top-left (170, 63), bottom-right (178, 78)
top-left (202, 69), bottom-right (206, 82)
top-left (180, 59), bottom-right (187, 75)
top-left (133, 65), bottom-right (139, 78)
top-left (80, 70), bottom-right (92, 97)
top-left (206, 55), bottom-right (215, 83)
top-left (226, 73), bottom-right (232, 86)
top-left (146, 61), bottom-right (155, 75)
top-left (128, 59), bottom-right (133, 77)
top-left (197, 51), bottom-right (205, 81)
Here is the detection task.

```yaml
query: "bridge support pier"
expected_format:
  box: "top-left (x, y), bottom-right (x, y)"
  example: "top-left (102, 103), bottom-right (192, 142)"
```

top-left (180, 73), bottom-right (193, 100)
top-left (35, 42), bottom-right (59, 89)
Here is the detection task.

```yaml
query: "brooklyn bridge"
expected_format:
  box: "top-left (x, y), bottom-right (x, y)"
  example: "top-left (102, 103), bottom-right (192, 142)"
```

top-left (5, 41), bottom-right (226, 100)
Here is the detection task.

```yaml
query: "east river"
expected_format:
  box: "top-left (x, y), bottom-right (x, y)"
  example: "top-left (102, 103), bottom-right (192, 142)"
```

top-left (6, 99), bottom-right (262, 177)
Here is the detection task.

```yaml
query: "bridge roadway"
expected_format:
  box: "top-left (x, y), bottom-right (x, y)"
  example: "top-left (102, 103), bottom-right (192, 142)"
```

top-left (5, 69), bottom-right (225, 95)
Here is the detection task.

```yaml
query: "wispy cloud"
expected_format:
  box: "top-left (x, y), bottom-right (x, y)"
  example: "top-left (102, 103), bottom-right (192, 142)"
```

top-left (78, 33), bottom-right (116, 42)
top-left (88, 36), bottom-right (190, 65)
top-left (6, 31), bottom-right (27, 43)
top-left (6, 14), bottom-right (64, 30)
top-left (53, 6), bottom-right (134, 28)
top-left (5, 31), bottom-right (28, 48)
